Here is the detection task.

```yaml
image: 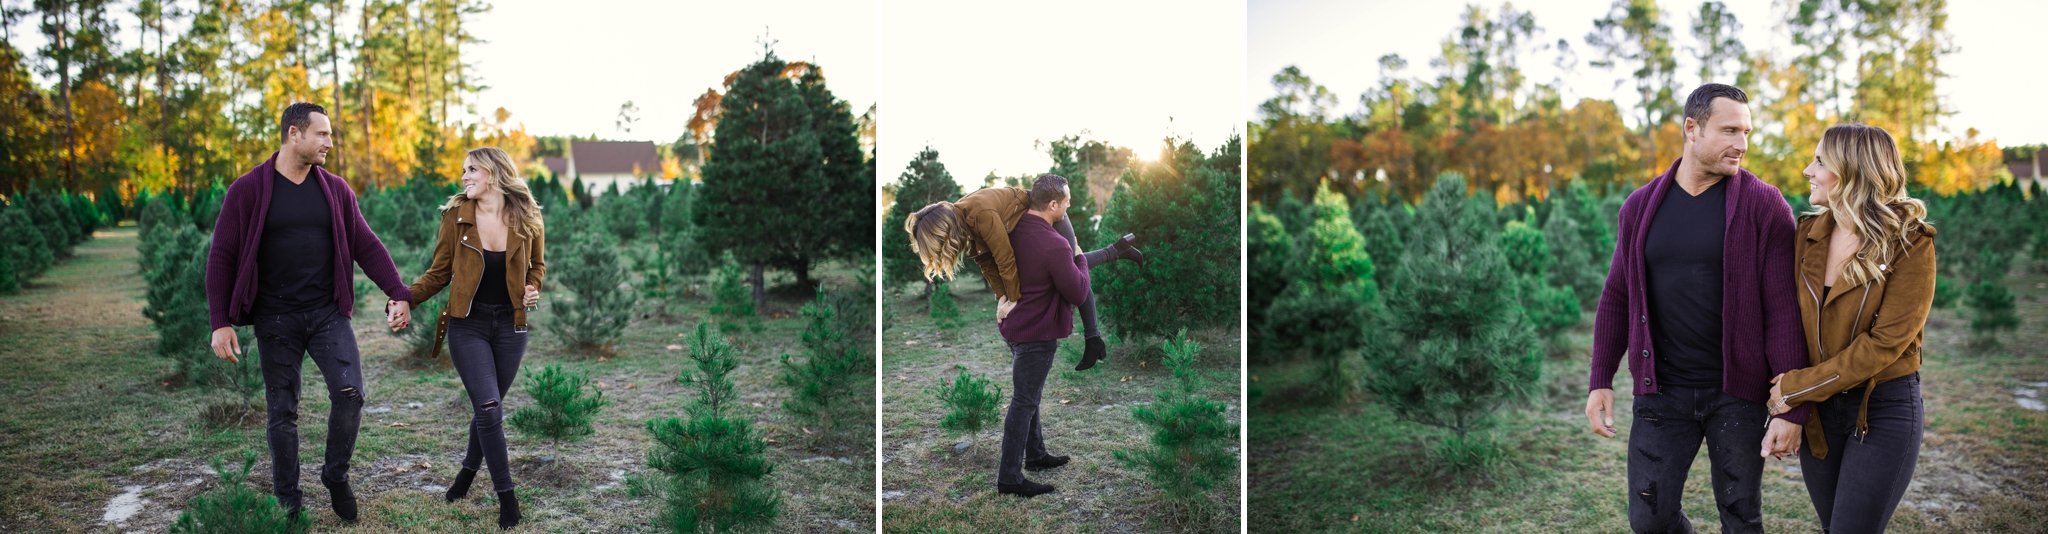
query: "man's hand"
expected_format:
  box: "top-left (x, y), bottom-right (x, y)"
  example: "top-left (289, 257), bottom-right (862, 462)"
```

top-left (1766, 373), bottom-right (1789, 415)
top-left (1761, 417), bottom-right (1803, 460)
top-left (210, 326), bottom-right (241, 364)
top-left (996, 296), bottom-right (1017, 325)
top-left (1585, 388), bottom-right (1617, 438)
top-left (387, 300), bottom-right (412, 331)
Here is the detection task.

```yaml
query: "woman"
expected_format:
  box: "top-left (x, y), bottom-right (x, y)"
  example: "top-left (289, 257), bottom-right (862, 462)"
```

top-left (1765, 124), bottom-right (1935, 533)
top-left (388, 146), bottom-right (546, 530)
top-left (906, 174), bottom-right (1144, 369)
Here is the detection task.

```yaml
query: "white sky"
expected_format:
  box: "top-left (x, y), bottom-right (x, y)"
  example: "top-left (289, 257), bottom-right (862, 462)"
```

top-left (1249, 0), bottom-right (2048, 146)
top-left (879, 0), bottom-right (1245, 190)
top-left (2, 0), bottom-right (877, 145)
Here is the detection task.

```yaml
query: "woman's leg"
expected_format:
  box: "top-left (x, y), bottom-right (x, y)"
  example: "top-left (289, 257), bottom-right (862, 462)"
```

top-left (446, 311), bottom-right (516, 494)
top-left (486, 305), bottom-right (529, 493)
top-left (1822, 376), bottom-right (1924, 533)
top-left (1051, 216), bottom-right (1103, 340)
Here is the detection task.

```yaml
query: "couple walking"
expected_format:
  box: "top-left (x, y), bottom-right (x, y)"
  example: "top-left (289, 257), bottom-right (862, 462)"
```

top-left (204, 102), bottom-right (545, 529)
top-left (1584, 84), bottom-right (1936, 533)
top-left (906, 174), bottom-right (1145, 498)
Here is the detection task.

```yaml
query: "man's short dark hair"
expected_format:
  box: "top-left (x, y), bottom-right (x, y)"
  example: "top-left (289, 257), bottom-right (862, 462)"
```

top-left (280, 102), bottom-right (327, 141)
top-left (1684, 84), bottom-right (1748, 127)
top-left (1029, 173), bottom-right (1069, 210)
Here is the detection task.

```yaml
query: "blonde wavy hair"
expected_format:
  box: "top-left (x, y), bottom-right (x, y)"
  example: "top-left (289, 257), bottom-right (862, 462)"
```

top-left (906, 202), bottom-right (971, 282)
top-left (1808, 124), bottom-right (1931, 286)
top-left (441, 147), bottom-right (545, 237)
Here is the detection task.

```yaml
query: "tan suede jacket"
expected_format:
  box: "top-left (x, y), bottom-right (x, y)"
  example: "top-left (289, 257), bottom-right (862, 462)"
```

top-left (956, 187), bottom-right (1031, 302)
top-left (406, 197), bottom-right (547, 359)
top-left (1776, 213), bottom-right (1936, 459)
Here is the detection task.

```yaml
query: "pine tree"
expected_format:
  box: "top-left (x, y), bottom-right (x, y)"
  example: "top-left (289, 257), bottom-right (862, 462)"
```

top-left (600, 181), bottom-right (648, 243)
top-left (1115, 328), bottom-right (1235, 508)
top-left (1095, 137), bottom-right (1244, 339)
top-left (544, 212), bottom-right (634, 355)
top-left (1263, 182), bottom-right (1374, 398)
top-left (1361, 173), bottom-right (1540, 469)
top-left (882, 146), bottom-right (963, 293)
top-left (167, 450), bottom-right (309, 534)
top-left (777, 287), bottom-right (872, 447)
top-left (709, 251), bottom-right (760, 334)
top-left (658, 180), bottom-right (714, 281)
top-left (1246, 204), bottom-right (1292, 362)
top-left (638, 322), bottom-right (781, 533)
top-left (509, 363), bottom-right (608, 455)
top-left (1, 205), bottom-right (51, 290)
top-left (929, 366), bottom-right (1003, 440)
top-left (926, 280), bottom-right (963, 329)
top-left (1500, 218), bottom-right (1582, 349)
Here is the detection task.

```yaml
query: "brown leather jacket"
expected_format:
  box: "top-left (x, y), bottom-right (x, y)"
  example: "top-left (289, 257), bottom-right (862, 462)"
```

top-left (1776, 213), bottom-right (1936, 458)
top-left (956, 187), bottom-right (1031, 302)
top-left (406, 197), bottom-right (547, 359)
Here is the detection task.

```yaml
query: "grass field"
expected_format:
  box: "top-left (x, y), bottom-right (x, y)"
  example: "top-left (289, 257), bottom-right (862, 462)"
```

top-left (0, 225), bottom-right (875, 533)
top-left (878, 278), bottom-right (1242, 534)
top-left (1247, 269), bottom-right (2048, 532)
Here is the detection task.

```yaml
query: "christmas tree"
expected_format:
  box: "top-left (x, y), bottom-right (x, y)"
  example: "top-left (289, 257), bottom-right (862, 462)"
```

top-left (929, 366), bottom-right (1003, 440)
top-left (1263, 182), bottom-right (1375, 399)
top-left (777, 287), bottom-right (872, 447)
top-left (543, 211), bottom-right (634, 355)
top-left (168, 450), bottom-right (309, 534)
top-left (1116, 328), bottom-right (1235, 508)
top-left (509, 363), bottom-right (608, 454)
top-left (881, 146), bottom-right (963, 294)
top-left (1095, 137), bottom-right (1244, 339)
top-left (638, 322), bottom-right (781, 533)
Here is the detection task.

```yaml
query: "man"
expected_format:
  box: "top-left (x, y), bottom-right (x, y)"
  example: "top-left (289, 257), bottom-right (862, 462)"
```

top-left (993, 174), bottom-right (1090, 498)
top-left (1583, 84), bottom-right (1812, 533)
top-left (206, 102), bottom-right (415, 522)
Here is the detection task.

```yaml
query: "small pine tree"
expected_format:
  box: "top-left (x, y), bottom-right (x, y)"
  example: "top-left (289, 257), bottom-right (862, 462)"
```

top-left (1264, 182), bottom-right (1375, 398)
top-left (1500, 218), bottom-right (1582, 349)
top-left (658, 181), bottom-right (715, 281)
top-left (545, 212), bottom-right (634, 354)
top-left (600, 181), bottom-right (649, 243)
top-left (929, 366), bottom-right (1003, 439)
top-left (709, 251), bottom-right (760, 334)
top-left (777, 288), bottom-right (872, 447)
top-left (1115, 328), bottom-right (1235, 508)
top-left (926, 280), bottom-right (963, 329)
top-left (638, 322), bottom-right (781, 533)
top-left (882, 146), bottom-right (964, 292)
top-left (167, 450), bottom-right (309, 534)
top-left (509, 363), bottom-right (608, 455)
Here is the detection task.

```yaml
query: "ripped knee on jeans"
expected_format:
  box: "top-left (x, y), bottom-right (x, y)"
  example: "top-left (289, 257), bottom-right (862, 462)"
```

top-left (338, 386), bottom-right (361, 402)
top-left (479, 399), bottom-right (499, 411)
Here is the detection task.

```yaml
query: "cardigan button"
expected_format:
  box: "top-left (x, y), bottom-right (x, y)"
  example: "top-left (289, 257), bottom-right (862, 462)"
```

top-left (1643, 378), bottom-right (1652, 386)
top-left (1641, 315), bottom-right (1647, 323)
top-left (1642, 349), bottom-right (1650, 358)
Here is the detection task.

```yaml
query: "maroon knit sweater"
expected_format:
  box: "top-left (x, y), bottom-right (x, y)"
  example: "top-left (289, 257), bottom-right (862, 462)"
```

top-left (1589, 158), bottom-right (1813, 424)
top-left (998, 213), bottom-right (1090, 343)
top-left (206, 153), bottom-right (413, 330)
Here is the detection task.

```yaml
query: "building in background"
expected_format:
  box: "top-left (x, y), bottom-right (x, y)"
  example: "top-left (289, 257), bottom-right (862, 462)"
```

top-left (542, 140), bottom-right (666, 192)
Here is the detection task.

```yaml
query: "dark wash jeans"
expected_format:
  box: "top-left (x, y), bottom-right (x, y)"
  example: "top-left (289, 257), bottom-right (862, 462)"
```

top-left (1627, 385), bottom-right (1769, 534)
top-left (447, 301), bottom-right (529, 493)
top-left (1799, 373), bottom-right (1922, 534)
top-left (253, 307), bottom-right (365, 511)
top-left (997, 339), bottom-right (1060, 485)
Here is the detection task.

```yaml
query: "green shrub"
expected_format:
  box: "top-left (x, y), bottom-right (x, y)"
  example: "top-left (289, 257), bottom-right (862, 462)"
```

top-left (544, 212), bottom-right (634, 354)
top-left (1115, 328), bottom-right (1236, 506)
top-left (509, 363), bottom-right (607, 451)
top-left (637, 322), bottom-right (781, 533)
top-left (926, 281), bottom-right (963, 329)
top-left (930, 366), bottom-right (1003, 439)
top-left (778, 287), bottom-right (872, 447)
top-left (167, 450), bottom-right (309, 534)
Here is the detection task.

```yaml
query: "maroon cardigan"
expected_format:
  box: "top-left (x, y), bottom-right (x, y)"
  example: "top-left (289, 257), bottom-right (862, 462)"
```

top-left (206, 153), bottom-right (413, 330)
top-left (1589, 158), bottom-right (1812, 424)
top-left (998, 213), bottom-right (1090, 343)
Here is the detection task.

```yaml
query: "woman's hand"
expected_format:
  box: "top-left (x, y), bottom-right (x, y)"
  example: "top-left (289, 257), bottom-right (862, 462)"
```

top-left (523, 285), bottom-right (540, 309)
top-left (387, 300), bottom-right (412, 331)
top-left (1766, 373), bottom-right (1789, 415)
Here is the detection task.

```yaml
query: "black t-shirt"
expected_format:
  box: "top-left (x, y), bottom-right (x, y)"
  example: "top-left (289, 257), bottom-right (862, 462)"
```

top-left (1643, 178), bottom-right (1727, 388)
top-left (252, 170), bottom-right (336, 316)
top-left (475, 249), bottom-right (512, 305)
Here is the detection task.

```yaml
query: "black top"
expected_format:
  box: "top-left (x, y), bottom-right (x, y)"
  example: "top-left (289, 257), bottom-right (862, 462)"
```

top-left (253, 170), bottom-right (336, 316)
top-left (1643, 178), bottom-right (1727, 388)
top-left (474, 249), bottom-right (511, 305)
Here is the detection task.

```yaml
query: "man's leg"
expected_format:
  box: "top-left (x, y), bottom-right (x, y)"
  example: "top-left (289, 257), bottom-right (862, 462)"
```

top-left (997, 340), bottom-right (1058, 486)
top-left (303, 309), bottom-right (365, 495)
top-left (1627, 388), bottom-right (1706, 534)
top-left (254, 314), bottom-right (309, 513)
top-left (1702, 391), bottom-right (1769, 534)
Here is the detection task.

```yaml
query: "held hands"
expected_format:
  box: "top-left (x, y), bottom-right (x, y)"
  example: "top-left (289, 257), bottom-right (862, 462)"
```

top-left (1761, 418), bottom-right (1803, 460)
top-left (1584, 388), bottom-right (1617, 438)
top-left (387, 299), bottom-right (412, 331)
top-left (524, 285), bottom-right (540, 309)
top-left (210, 327), bottom-right (242, 364)
top-left (1766, 373), bottom-right (1789, 416)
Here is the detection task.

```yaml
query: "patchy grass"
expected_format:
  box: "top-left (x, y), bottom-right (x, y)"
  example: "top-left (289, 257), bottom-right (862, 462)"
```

top-left (880, 279), bottom-right (1241, 534)
top-left (0, 226), bottom-right (874, 532)
top-left (1247, 270), bottom-right (2048, 533)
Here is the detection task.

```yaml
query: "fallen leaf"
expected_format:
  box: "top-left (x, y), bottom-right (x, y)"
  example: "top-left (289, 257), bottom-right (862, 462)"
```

top-left (666, 344), bottom-right (682, 351)
top-left (897, 375), bottom-right (908, 381)
top-left (421, 461), bottom-right (433, 469)
top-left (1252, 375), bottom-right (1260, 382)
top-left (1059, 399), bottom-right (1071, 404)
top-left (627, 383), bottom-right (638, 390)
top-left (597, 382), bottom-right (609, 388)
top-left (388, 422), bottom-right (411, 428)
top-left (934, 343), bottom-right (947, 348)
top-left (1352, 514), bottom-right (1360, 522)
top-left (1140, 361), bottom-right (1147, 367)
top-left (906, 340), bottom-right (920, 345)
top-left (396, 467), bottom-right (408, 473)
top-left (802, 427), bottom-right (813, 434)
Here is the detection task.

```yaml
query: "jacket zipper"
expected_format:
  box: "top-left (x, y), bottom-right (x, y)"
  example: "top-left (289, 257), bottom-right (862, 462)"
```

top-left (1784, 374), bottom-right (1839, 401)
top-left (459, 237), bottom-right (484, 317)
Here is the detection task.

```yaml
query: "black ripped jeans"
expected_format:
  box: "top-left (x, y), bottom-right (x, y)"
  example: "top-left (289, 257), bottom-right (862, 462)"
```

top-left (254, 307), bottom-right (366, 512)
top-left (996, 339), bottom-right (1059, 486)
top-left (1799, 373), bottom-right (1922, 534)
top-left (1626, 385), bottom-right (1769, 534)
top-left (447, 302), bottom-right (528, 493)
top-left (1048, 217), bottom-right (1117, 339)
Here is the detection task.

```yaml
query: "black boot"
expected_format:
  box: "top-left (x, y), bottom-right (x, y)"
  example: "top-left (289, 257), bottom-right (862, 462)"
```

top-left (1076, 336), bottom-right (1107, 371)
top-left (1114, 233), bottom-right (1145, 266)
top-left (996, 478), bottom-right (1056, 498)
top-left (1024, 454), bottom-right (1070, 471)
top-left (323, 480), bottom-right (358, 522)
top-left (496, 490), bottom-right (522, 529)
top-left (446, 467), bottom-right (478, 502)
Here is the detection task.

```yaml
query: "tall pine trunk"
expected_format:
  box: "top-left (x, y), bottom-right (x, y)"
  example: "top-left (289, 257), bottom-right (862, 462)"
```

top-left (750, 262), bottom-right (766, 312)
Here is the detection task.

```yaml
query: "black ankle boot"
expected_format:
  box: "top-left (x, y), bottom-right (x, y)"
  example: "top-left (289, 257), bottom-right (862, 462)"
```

top-left (496, 490), bottom-right (521, 529)
top-left (996, 478), bottom-right (1056, 498)
top-left (446, 467), bottom-right (477, 502)
top-left (1114, 233), bottom-right (1145, 266)
top-left (1076, 336), bottom-right (1107, 371)
top-left (323, 480), bottom-right (358, 522)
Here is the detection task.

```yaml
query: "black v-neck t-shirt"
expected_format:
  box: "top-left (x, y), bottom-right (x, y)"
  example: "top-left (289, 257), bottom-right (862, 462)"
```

top-left (1643, 178), bottom-right (1727, 388)
top-left (252, 170), bottom-right (336, 316)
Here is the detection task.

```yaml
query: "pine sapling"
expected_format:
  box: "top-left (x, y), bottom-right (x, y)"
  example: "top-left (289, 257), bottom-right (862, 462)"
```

top-left (778, 288), bottom-right (871, 447)
top-left (509, 363), bottom-right (608, 459)
top-left (637, 322), bottom-right (781, 533)
top-left (1116, 328), bottom-right (1235, 507)
top-left (929, 366), bottom-right (1003, 440)
top-left (927, 282), bottom-right (963, 329)
top-left (168, 450), bottom-right (309, 534)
